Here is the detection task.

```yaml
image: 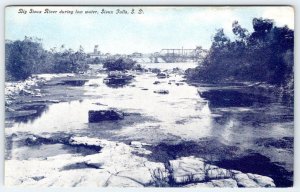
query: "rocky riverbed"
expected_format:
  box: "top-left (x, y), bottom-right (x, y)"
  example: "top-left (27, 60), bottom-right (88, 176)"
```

top-left (5, 134), bottom-right (275, 187)
top-left (5, 63), bottom-right (293, 187)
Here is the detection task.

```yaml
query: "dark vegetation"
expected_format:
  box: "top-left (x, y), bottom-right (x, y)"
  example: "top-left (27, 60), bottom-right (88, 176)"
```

top-left (103, 58), bottom-right (137, 71)
top-left (5, 37), bottom-right (89, 81)
top-left (186, 18), bottom-right (294, 94)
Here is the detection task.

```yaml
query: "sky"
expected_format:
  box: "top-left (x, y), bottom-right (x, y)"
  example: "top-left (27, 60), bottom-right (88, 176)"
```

top-left (5, 6), bottom-right (294, 54)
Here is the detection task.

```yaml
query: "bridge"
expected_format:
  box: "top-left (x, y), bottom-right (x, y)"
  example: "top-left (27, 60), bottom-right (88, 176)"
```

top-left (151, 47), bottom-right (207, 63)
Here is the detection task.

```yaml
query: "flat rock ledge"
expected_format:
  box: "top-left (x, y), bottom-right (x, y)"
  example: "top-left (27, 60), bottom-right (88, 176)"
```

top-left (5, 136), bottom-right (275, 187)
top-left (170, 156), bottom-right (275, 187)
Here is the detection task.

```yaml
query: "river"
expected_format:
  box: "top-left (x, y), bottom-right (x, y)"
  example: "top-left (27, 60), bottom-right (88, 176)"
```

top-left (5, 62), bottom-right (294, 187)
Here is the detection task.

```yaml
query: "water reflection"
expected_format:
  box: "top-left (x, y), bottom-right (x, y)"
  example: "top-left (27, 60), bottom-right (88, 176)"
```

top-left (199, 89), bottom-right (271, 108)
top-left (7, 104), bottom-right (49, 124)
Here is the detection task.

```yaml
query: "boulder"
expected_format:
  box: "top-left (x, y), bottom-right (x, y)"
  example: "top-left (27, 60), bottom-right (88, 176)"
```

top-left (157, 72), bottom-right (169, 79)
top-left (184, 182), bottom-right (215, 187)
top-left (169, 156), bottom-right (206, 184)
top-left (233, 173), bottom-right (260, 187)
top-left (210, 178), bottom-right (238, 187)
top-left (130, 141), bottom-right (143, 148)
top-left (175, 82), bottom-right (184, 86)
top-left (88, 109), bottom-right (124, 122)
top-left (169, 156), bottom-right (275, 188)
top-left (62, 80), bottom-right (88, 86)
top-left (246, 173), bottom-right (275, 187)
top-left (103, 71), bottom-right (134, 87)
top-left (105, 175), bottom-right (144, 187)
top-left (150, 68), bottom-right (161, 74)
top-left (205, 164), bottom-right (232, 180)
top-left (154, 90), bottom-right (169, 94)
top-left (184, 179), bottom-right (238, 188)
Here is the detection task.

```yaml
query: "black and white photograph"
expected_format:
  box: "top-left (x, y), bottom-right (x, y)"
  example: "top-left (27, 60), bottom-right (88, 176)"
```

top-left (4, 5), bottom-right (294, 188)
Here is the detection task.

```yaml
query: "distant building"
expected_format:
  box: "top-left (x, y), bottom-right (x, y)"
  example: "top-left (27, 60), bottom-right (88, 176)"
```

top-left (89, 45), bottom-right (101, 59)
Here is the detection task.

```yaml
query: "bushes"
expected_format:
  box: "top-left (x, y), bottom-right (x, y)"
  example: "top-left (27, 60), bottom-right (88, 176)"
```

top-left (186, 17), bottom-right (294, 92)
top-left (5, 37), bottom-right (45, 81)
top-left (5, 37), bottom-right (89, 81)
top-left (103, 58), bottom-right (136, 71)
top-left (52, 49), bottom-right (88, 73)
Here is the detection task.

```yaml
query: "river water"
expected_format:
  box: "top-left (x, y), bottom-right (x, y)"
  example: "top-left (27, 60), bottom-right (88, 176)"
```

top-left (6, 62), bottom-right (294, 186)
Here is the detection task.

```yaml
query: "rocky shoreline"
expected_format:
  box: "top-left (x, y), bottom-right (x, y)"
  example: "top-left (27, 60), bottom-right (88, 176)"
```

top-left (5, 135), bottom-right (275, 187)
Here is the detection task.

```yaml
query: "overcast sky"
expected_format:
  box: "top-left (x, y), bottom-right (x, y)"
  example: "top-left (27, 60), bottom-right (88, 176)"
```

top-left (5, 6), bottom-right (294, 54)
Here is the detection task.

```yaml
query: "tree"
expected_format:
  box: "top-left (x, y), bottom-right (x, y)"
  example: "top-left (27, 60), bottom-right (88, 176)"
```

top-left (186, 17), bottom-right (294, 94)
top-left (5, 37), bottom-right (45, 80)
top-left (232, 21), bottom-right (249, 44)
top-left (212, 29), bottom-right (230, 48)
top-left (5, 37), bottom-right (89, 81)
top-left (250, 18), bottom-right (274, 43)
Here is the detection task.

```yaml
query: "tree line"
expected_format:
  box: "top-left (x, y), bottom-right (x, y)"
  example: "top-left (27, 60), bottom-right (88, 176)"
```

top-left (5, 37), bottom-right (140, 81)
top-left (186, 18), bottom-right (294, 93)
top-left (5, 37), bottom-right (89, 81)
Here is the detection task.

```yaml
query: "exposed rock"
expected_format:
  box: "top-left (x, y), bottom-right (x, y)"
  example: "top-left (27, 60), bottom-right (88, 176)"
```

top-left (46, 100), bottom-right (60, 103)
top-left (210, 178), bottom-right (238, 187)
top-left (169, 156), bottom-right (206, 183)
top-left (103, 71), bottom-right (134, 86)
top-left (157, 72), bottom-right (169, 79)
top-left (61, 80), bottom-right (88, 86)
top-left (154, 90), bottom-right (169, 94)
top-left (5, 138), bottom-right (276, 188)
top-left (169, 156), bottom-right (275, 187)
top-left (153, 81), bottom-right (161, 85)
top-left (246, 173), bottom-right (275, 187)
top-left (150, 68), bottom-right (161, 74)
top-left (184, 182), bottom-right (215, 187)
top-left (88, 83), bottom-right (100, 87)
top-left (30, 99), bottom-right (60, 104)
top-left (234, 173), bottom-right (260, 187)
top-left (24, 135), bottom-right (102, 153)
top-left (130, 141), bottom-right (151, 148)
top-left (105, 175), bottom-right (144, 187)
top-left (92, 102), bottom-right (108, 106)
top-left (175, 82), bottom-right (184, 86)
top-left (6, 110), bottom-right (37, 119)
top-left (184, 179), bottom-right (238, 188)
top-left (130, 141), bottom-right (143, 148)
top-left (32, 176), bottom-right (45, 181)
top-left (205, 164), bottom-right (232, 180)
top-left (88, 109), bottom-right (124, 122)
top-left (117, 168), bottom-right (155, 185)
